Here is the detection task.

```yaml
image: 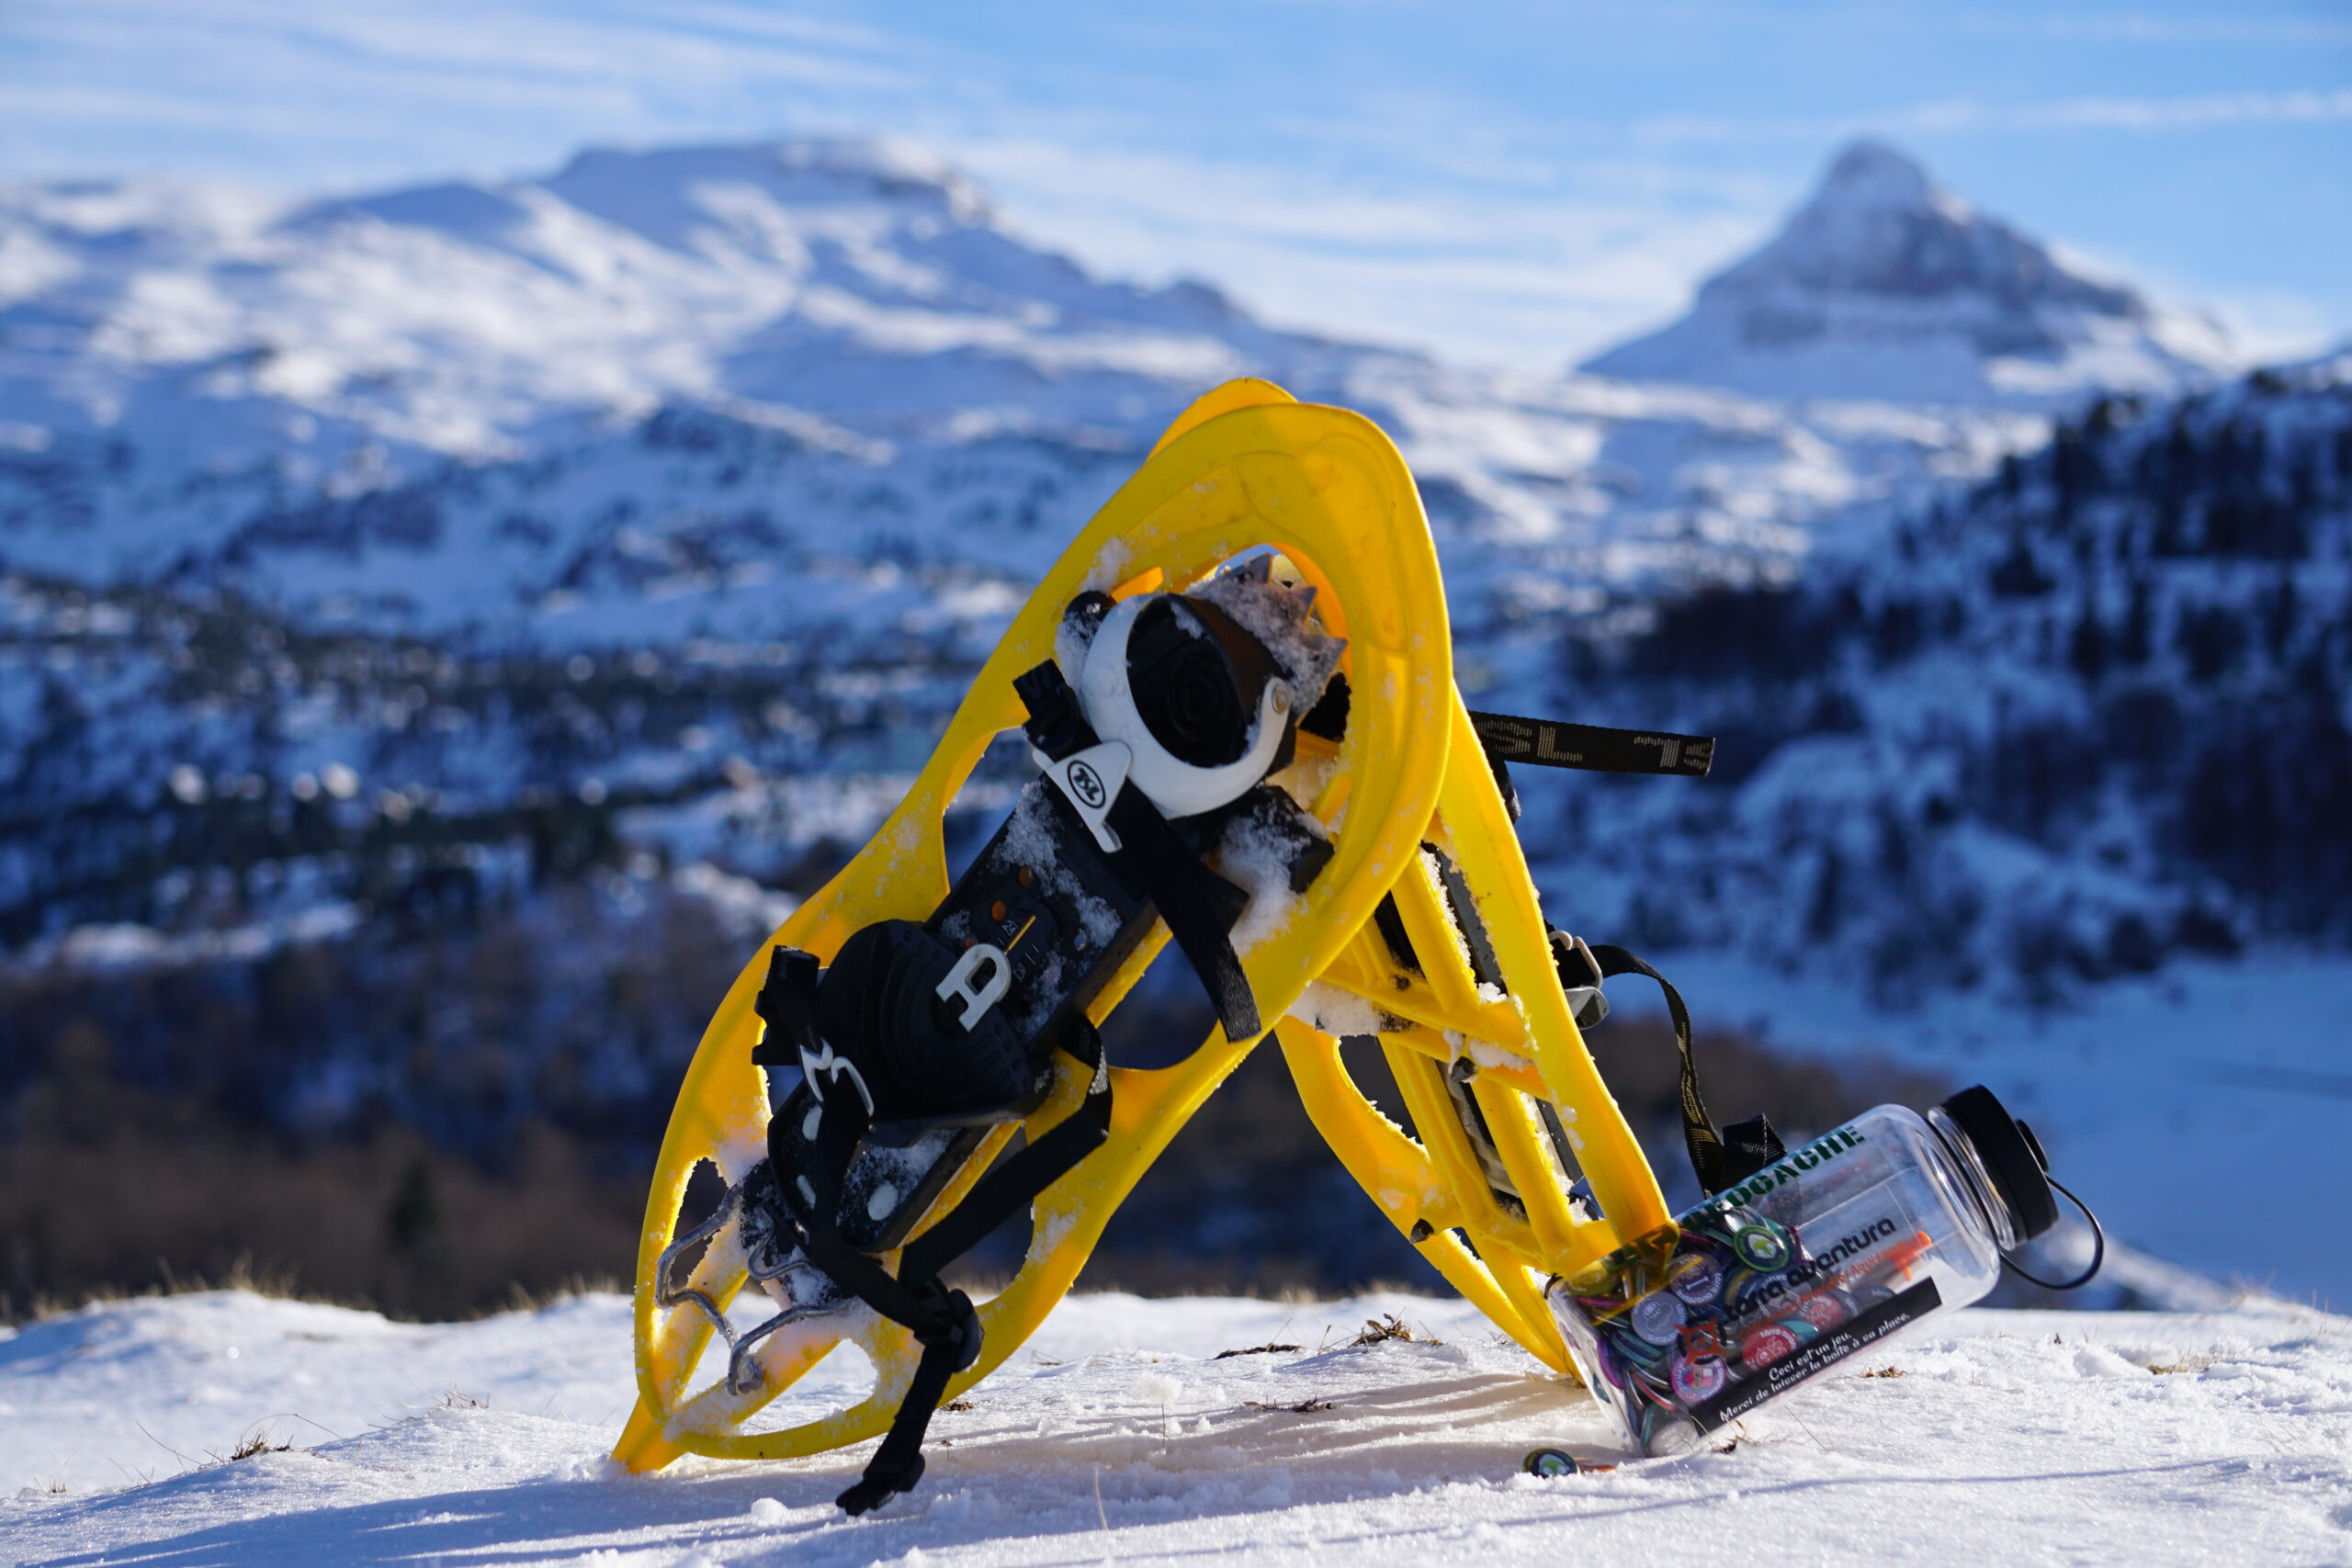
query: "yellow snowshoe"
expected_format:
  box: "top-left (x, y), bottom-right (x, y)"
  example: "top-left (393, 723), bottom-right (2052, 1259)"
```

top-left (611, 379), bottom-right (1458, 1512)
top-left (1283, 690), bottom-right (1782, 1376)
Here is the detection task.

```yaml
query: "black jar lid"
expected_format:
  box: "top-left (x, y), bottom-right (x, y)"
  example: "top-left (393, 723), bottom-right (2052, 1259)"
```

top-left (1939, 1084), bottom-right (2061, 1241)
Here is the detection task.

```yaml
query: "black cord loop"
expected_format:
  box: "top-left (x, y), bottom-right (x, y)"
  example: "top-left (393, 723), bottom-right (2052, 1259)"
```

top-left (2000, 1175), bottom-right (2106, 1292)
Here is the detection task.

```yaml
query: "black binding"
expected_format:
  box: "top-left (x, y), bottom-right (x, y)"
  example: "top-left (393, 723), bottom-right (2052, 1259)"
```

top-left (761, 954), bottom-right (1116, 1516)
top-left (833, 1030), bottom-right (1114, 1516)
top-left (729, 610), bottom-right (1306, 1517)
top-left (1015, 658), bottom-right (1261, 1040)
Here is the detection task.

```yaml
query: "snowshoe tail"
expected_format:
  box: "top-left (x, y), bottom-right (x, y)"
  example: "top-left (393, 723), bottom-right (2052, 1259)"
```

top-left (1279, 697), bottom-right (1676, 1375)
top-left (612, 379), bottom-right (1455, 1487)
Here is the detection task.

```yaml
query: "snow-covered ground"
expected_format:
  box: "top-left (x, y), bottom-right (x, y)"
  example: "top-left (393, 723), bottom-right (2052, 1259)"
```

top-left (5, 1287), bottom-right (2347, 1565)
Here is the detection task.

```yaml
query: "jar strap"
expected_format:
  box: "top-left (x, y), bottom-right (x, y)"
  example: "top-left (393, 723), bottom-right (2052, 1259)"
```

top-left (2000, 1175), bottom-right (2107, 1291)
top-left (1573, 940), bottom-right (1788, 1197)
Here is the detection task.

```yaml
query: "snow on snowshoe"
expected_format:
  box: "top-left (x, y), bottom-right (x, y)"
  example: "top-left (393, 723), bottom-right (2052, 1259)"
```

top-left (610, 379), bottom-right (1454, 1513)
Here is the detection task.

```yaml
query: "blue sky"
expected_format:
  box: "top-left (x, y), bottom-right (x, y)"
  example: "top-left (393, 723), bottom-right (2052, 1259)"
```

top-left (2, 0), bottom-right (2346, 369)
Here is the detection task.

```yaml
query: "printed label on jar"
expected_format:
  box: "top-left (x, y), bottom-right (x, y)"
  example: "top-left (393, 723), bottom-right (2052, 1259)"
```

top-left (1690, 1279), bottom-right (1943, 1431)
top-left (1693, 1125), bottom-right (1870, 1224)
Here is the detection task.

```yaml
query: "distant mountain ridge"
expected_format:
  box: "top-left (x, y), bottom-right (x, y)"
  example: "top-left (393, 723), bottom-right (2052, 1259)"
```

top-left (0, 137), bottom-right (1301, 470)
top-left (1583, 140), bottom-right (2236, 408)
top-left (0, 137), bottom-right (2038, 645)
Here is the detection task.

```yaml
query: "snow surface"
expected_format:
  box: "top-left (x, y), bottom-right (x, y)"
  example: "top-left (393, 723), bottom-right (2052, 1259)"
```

top-left (3, 1288), bottom-right (2346, 1566)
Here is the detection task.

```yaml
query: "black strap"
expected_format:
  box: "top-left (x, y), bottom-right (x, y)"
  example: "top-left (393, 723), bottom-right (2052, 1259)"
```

top-left (903, 1033), bottom-right (1113, 1280)
top-left (1101, 788), bottom-right (1258, 1040)
top-left (834, 1318), bottom-right (967, 1514)
top-left (1015, 660), bottom-right (1261, 1042)
top-left (1584, 942), bottom-right (1782, 1196)
top-left (819, 1025), bottom-right (1114, 1516)
top-left (786, 1081), bottom-right (977, 1517)
top-left (1469, 710), bottom-right (1714, 778)
top-left (748, 945), bottom-right (821, 1068)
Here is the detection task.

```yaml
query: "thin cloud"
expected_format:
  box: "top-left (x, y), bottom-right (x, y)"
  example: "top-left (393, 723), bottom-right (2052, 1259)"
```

top-left (1632, 87), bottom-right (2352, 147)
top-left (3, 0), bottom-right (912, 112)
top-left (1970, 88), bottom-right (2352, 132)
top-left (957, 136), bottom-right (1764, 367)
top-left (1941, 11), bottom-right (2352, 47)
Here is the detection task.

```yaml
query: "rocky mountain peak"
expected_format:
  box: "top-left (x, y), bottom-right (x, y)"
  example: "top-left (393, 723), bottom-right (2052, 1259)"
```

top-left (1812, 138), bottom-right (1944, 214)
top-left (1581, 139), bottom-right (2234, 406)
top-left (1733, 138), bottom-right (2129, 315)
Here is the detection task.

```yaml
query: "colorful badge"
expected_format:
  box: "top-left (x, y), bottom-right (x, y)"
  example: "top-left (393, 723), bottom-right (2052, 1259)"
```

top-left (1630, 1290), bottom-right (1688, 1345)
top-left (1794, 1292), bottom-right (1849, 1331)
top-left (1670, 1352), bottom-right (1726, 1403)
top-left (1732, 1224), bottom-right (1791, 1272)
top-left (1667, 1251), bottom-right (1723, 1307)
top-left (1740, 1324), bottom-right (1801, 1369)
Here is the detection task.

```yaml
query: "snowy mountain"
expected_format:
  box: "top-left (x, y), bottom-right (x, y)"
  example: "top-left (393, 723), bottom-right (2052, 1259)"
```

top-left (0, 138), bottom-right (2031, 642)
top-left (1465, 353), bottom-right (2352, 1305)
top-left (4, 1288), bottom-right (2346, 1562)
top-left (0, 139), bottom-right (1302, 467)
top-left (0, 135), bottom-right (2043, 962)
top-left (1582, 140), bottom-right (2236, 408)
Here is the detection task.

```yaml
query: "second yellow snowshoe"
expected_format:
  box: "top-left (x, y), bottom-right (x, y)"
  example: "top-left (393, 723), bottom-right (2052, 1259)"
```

top-left (1280, 699), bottom-right (1669, 1370)
top-left (1286, 691), bottom-right (1781, 1377)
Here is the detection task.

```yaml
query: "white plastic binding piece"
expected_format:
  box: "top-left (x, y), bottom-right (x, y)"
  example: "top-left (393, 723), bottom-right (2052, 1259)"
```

top-left (935, 942), bottom-right (1012, 1031)
top-left (797, 1042), bottom-right (876, 1115)
top-left (1031, 739), bottom-right (1132, 854)
top-left (1074, 592), bottom-right (1289, 819)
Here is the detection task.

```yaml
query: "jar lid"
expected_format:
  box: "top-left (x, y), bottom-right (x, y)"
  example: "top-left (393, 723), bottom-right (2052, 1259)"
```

top-left (1939, 1085), bottom-right (2060, 1241)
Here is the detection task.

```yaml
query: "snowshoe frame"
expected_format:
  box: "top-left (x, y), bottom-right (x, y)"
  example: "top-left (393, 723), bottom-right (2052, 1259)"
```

top-left (613, 381), bottom-right (1459, 1472)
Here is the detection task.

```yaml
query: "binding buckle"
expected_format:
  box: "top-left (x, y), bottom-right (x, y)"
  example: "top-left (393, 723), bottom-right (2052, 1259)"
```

top-left (935, 942), bottom-right (1013, 1031)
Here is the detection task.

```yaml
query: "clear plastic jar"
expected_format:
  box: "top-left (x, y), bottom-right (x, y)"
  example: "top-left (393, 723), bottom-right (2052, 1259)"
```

top-left (1547, 1085), bottom-right (2060, 1455)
